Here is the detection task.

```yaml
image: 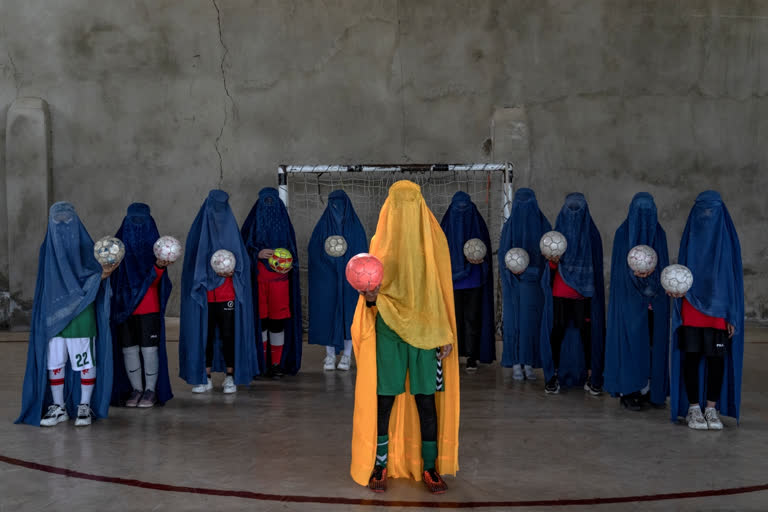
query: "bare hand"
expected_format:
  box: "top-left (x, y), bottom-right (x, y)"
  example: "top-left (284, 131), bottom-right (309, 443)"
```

top-left (217, 270), bottom-right (234, 278)
top-left (101, 262), bottom-right (119, 280)
top-left (666, 290), bottom-right (685, 299)
top-left (634, 270), bottom-right (653, 278)
top-left (258, 249), bottom-right (274, 260)
top-left (437, 344), bottom-right (453, 360)
top-left (362, 285), bottom-right (380, 302)
top-left (156, 259), bottom-right (172, 268)
top-left (467, 258), bottom-right (484, 265)
top-left (727, 323), bottom-right (735, 339)
top-left (547, 255), bottom-right (560, 264)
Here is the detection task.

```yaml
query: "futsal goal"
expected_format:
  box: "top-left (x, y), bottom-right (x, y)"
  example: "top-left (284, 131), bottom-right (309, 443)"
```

top-left (279, 163), bottom-right (514, 332)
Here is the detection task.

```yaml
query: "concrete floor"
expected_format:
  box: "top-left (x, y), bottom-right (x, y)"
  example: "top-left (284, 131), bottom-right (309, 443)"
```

top-left (1, 325), bottom-right (768, 511)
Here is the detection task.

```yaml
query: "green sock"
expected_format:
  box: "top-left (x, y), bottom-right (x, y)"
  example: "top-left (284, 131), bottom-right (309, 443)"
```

top-left (422, 440), bottom-right (438, 471)
top-left (376, 435), bottom-right (389, 468)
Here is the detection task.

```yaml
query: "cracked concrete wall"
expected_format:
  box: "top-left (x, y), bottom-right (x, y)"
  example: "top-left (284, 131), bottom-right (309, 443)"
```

top-left (0, 0), bottom-right (766, 323)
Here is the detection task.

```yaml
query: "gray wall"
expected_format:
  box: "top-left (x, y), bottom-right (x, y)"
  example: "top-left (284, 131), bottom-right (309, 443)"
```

top-left (1, 0), bottom-right (767, 323)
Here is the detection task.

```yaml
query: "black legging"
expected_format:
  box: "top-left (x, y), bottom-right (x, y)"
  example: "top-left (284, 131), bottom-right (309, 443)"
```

top-left (683, 354), bottom-right (725, 403)
top-left (377, 394), bottom-right (437, 442)
top-left (206, 302), bottom-right (235, 368)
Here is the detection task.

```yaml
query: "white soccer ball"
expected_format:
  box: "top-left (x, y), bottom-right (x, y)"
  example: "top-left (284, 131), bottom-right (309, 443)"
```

top-left (539, 231), bottom-right (568, 259)
top-left (660, 264), bottom-right (694, 295)
top-left (324, 235), bottom-right (348, 258)
top-left (210, 249), bottom-right (236, 274)
top-left (94, 236), bottom-right (125, 266)
top-left (504, 248), bottom-right (530, 274)
top-left (627, 245), bottom-right (658, 274)
top-left (153, 236), bottom-right (183, 262)
top-left (463, 238), bottom-right (487, 261)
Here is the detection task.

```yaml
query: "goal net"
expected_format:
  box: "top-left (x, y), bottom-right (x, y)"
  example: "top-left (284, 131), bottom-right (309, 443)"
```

top-left (280, 164), bottom-right (513, 332)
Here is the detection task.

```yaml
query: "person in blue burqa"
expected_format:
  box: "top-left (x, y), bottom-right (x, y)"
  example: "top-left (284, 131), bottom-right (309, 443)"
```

top-left (110, 203), bottom-right (174, 408)
top-left (498, 188), bottom-right (551, 381)
top-left (179, 190), bottom-right (258, 394)
top-left (308, 190), bottom-right (367, 372)
top-left (540, 193), bottom-right (605, 395)
top-left (439, 191), bottom-right (495, 371)
top-left (241, 187), bottom-right (302, 378)
top-left (17, 202), bottom-right (117, 427)
top-left (669, 191), bottom-right (743, 431)
top-left (604, 193), bottom-right (670, 411)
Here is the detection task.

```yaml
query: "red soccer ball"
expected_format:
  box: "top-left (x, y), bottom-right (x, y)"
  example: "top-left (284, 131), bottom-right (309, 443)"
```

top-left (345, 253), bottom-right (384, 292)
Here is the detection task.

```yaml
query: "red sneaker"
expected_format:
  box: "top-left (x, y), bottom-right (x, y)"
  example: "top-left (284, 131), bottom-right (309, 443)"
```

top-left (368, 466), bottom-right (387, 492)
top-left (423, 469), bottom-right (447, 494)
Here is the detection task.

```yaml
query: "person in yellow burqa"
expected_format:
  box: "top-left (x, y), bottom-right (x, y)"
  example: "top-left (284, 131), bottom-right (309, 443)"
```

top-left (350, 180), bottom-right (460, 494)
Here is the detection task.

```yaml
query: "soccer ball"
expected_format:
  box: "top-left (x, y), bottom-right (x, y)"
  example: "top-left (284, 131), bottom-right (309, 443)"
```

top-left (153, 236), bottom-right (183, 262)
top-left (661, 264), bottom-right (694, 295)
top-left (345, 253), bottom-right (384, 292)
top-left (324, 235), bottom-right (348, 258)
top-left (94, 236), bottom-right (125, 266)
top-left (504, 248), bottom-right (530, 274)
top-left (463, 238), bottom-right (487, 261)
top-left (268, 248), bottom-right (293, 274)
top-left (539, 231), bottom-right (568, 259)
top-left (627, 245), bottom-right (658, 274)
top-left (210, 249), bottom-right (236, 274)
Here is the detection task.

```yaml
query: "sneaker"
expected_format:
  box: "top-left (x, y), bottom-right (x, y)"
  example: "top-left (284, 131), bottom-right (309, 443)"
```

top-left (704, 407), bottom-right (723, 430)
top-left (267, 365), bottom-right (284, 380)
top-left (192, 377), bottom-right (213, 393)
top-left (545, 375), bottom-right (560, 394)
top-left (686, 405), bottom-right (708, 430)
top-left (222, 375), bottom-right (237, 394)
top-left (423, 468), bottom-right (448, 494)
top-left (137, 390), bottom-right (157, 408)
top-left (40, 404), bottom-right (69, 427)
top-left (368, 465), bottom-right (387, 492)
top-left (323, 355), bottom-right (336, 371)
top-left (524, 365), bottom-right (537, 381)
top-left (512, 365), bottom-right (524, 381)
top-left (466, 358), bottom-right (478, 372)
top-left (74, 404), bottom-right (92, 427)
top-left (337, 354), bottom-right (352, 371)
top-left (125, 389), bottom-right (143, 408)
top-left (584, 380), bottom-right (603, 396)
top-left (620, 393), bottom-right (642, 412)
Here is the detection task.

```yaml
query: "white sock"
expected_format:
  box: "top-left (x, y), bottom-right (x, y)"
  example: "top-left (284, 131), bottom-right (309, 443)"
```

top-left (122, 346), bottom-right (143, 391)
top-left (640, 380), bottom-right (650, 395)
top-left (48, 369), bottom-right (65, 406)
top-left (261, 330), bottom-right (268, 343)
top-left (343, 339), bottom-right (352, 357)
top-left (80, 367), bottom-right (96, 405)
top-left (141, 346), bottom-right (159, 392)
top-left (326, 345), bottom-right (336, 357)
top-left (270, 330), bottom-right (285, 347)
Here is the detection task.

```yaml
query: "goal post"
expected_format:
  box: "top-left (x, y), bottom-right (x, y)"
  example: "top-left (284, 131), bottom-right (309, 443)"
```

top-left (278, 163), bottom-right (514, 331)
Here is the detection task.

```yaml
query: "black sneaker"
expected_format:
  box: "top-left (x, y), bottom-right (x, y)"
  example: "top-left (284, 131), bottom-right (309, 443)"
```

top-left (620, 393), bottom-right (642, 411)
top-left (584, 379), bottom-right (602, 396)
top-left (466, 358), bottom-right (477, 372)
top-left (544, 375), bottom-right (560, 394)
top-left (267, 364), bottom-right (284, 380)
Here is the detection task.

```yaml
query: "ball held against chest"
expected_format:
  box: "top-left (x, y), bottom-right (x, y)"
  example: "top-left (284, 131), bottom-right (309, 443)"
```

top-left (153, 236), bottom-right (182, 262)
top-left (504, 248), bottom-right (530, 274)
top-left (210, 249), bottom-right (236, 274)
top-left (268, 248), bottom-right (294, 273)
top-left (539, 231), bottom-right (567, 259)
top-left (463, 238), bottom-right (487, 261)
top-left (627, 245), bottom-right (658, 274)
top-left (661, 264), bottom-right (693, 295)
top-left (94, 236), bottom-right (125, 266)
top-left (324, 235), bottom-right (348, 258)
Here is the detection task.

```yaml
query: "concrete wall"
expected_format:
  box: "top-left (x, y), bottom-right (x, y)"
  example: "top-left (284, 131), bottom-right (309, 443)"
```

top-left (1, 0), bottom-right (767, 323)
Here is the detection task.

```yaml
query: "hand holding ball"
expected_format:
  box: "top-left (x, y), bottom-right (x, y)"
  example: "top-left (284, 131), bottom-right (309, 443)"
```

top-left (463, 238), bottom-right (487, 264)
top-left (268, 248), bottom-right (294, 273)
top-left (211, 249), bottom-right (236, 276)
top-left (153, 236), bottom-right (182, 263)
top-left (345, 253), bottom-right (384, 293)
top-left (94, 236), bottom-right (125, 266)
top-left (504, 248), bottom-right (530, 275)
top-left (661, 264), bottom-right (693, 297)
top-left (627, 245), bottom-right (658, 276)
top-left (540, 231), bottom-right (567, 261)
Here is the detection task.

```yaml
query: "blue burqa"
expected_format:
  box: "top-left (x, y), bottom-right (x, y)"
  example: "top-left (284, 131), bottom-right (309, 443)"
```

top-left (604, 193), bottom-right (670, 404)
top-left (440, 191), bottom-right (495, 363)
top-left (540, 193), bottom-right (606, 387)
top-left (17, 202), bottom-right (114, 426)
top-left (307, 190), bottom-right (367, 351)
top-left (110, 203), bottom-right (173, 405)
top-left (241, 187), bottom-right (303, 375)
top-left (670, 191), bottom-right (744, 422)
top-left (498, 188), bottom-right (551, 368)
top-left (179, 190), bottom-right (259, 385)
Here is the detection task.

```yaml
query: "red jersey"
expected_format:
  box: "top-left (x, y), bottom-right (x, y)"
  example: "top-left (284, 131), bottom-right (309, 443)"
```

top-left (550, 261), bottom-right (584, 300)
top-left (207, 277), bottom-right (236, 302)
top-left (133, 266), bottom-right (165, 315)
top-left (682, 298), bottom-right (727, 330)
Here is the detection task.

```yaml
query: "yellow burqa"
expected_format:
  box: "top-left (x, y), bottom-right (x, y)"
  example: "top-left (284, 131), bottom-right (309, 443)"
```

top-left (350, 180), bottom-right (460, 486)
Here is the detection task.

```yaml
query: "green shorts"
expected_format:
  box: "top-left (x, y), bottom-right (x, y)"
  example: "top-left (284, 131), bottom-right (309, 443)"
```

top-left (376, 314), bottom-right (437, 396)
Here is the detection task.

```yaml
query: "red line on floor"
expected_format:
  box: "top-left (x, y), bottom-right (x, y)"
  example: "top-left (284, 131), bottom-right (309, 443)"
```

top-left (1, 453), bottom-right (767, 508)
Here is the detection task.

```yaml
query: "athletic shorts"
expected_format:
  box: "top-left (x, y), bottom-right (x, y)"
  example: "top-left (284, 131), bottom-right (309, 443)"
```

top-left (375, 314), bottom-right (438, 396)
top-left (117, 313), bottom-right (161, 348)
top-left (258, 279), bottom-right (290, 320)
top-left (47, 337), bottom-right (95, 371)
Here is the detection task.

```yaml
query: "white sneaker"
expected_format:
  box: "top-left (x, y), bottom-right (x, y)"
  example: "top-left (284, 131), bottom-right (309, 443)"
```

top-left (512, 365), bottom-right (524, 381)
top-left (686, 405), bottom-right (708, 430)
top-left (337, 354), bottom-right (352, 371)
top-left (705, 407), bottom-right (723, 430)
top-left (323, 355), bottom-right (336, 371)
top-left (524, 365), bottom-right (537, 381)
top-left (40, 404), bottom-right (69, 427)
top-left (192, 377), bottom-right (213, 393)
top-left (222, 375), bottom-right (236, 394)
top-left (74, 404), bottom-right (92, 427)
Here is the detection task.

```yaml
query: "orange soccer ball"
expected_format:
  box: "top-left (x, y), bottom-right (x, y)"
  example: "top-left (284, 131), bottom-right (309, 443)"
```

top-left (345, 253), bottom-right (384, 292)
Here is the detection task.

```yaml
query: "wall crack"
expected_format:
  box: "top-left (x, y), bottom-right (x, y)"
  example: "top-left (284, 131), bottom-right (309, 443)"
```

top-left (212, 0), bottom-right (234, 187)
